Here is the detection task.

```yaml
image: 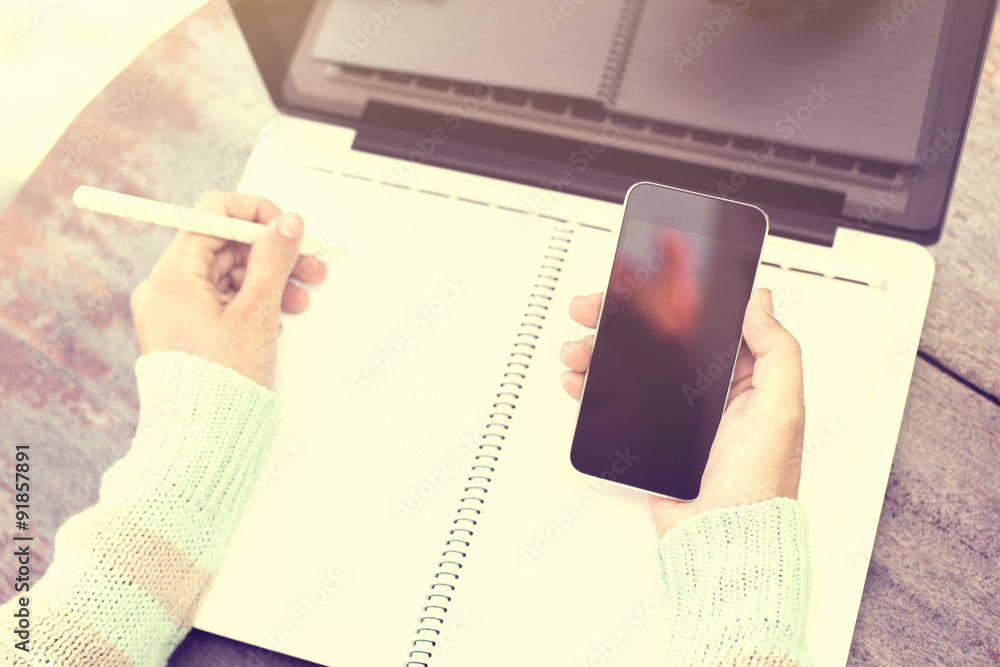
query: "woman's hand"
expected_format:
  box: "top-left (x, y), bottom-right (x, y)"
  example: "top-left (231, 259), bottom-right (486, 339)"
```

top-left (130, 191), bottom-right (328, 389)
top-left (561, 288), bottom-right (805, 536)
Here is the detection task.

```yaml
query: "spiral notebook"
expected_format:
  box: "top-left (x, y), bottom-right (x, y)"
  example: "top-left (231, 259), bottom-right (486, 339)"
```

top-left (192, 117), bottom-right (901, 666)
top-left (310, 0), bottom-right (944, 162)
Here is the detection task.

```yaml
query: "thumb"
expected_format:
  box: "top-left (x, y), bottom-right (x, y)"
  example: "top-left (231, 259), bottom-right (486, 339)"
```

top-left (234, 212), bottom-right (304, 312)
top-left (741, 288), bottom-right (803, 398)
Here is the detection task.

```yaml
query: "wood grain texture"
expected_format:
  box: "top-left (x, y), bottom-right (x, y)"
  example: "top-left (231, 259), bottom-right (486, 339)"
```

top-left (0, 1), bottom-right (278, 426)
top-left (0, 3), bottom-right (998, 667)
top-left (850, 358), bottom-right (1000, 666)
top-left (0, 327), bottom-right (135, 594)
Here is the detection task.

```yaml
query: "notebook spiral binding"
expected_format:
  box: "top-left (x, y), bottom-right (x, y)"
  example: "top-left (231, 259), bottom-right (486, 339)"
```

top-left (406, 224), bottom-right (576, 667)
top-left (596, 0), bottom-right (647, 107)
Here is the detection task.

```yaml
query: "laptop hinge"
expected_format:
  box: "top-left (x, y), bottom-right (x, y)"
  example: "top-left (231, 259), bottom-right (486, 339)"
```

top-left (764, 210), bottom-right (837, 247)
top-left (354, 125), bottom-right (838, 248)
top-left (353, 125), bottom-right (634, 196)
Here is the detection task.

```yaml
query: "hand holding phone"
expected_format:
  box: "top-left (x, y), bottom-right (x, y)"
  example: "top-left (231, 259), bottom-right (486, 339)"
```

top-left (562, 288), bottom-right (805, 535)
top-left (564, 183), bottom-right (805, 532)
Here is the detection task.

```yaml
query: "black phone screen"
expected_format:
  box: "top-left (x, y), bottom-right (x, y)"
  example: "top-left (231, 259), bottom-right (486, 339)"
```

top-left (570, 183), bottom-right (768, 501)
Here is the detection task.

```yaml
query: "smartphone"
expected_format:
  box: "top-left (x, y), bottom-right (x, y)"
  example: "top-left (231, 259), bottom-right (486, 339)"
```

top-left (569, 182), bottom-right (768, 501)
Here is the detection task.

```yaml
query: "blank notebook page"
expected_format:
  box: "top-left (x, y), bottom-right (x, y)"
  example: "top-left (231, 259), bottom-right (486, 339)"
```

top-left (311, 0), bottom-right (625, 98)
top-left (193, 150), bottom-right (556, 665)
top-left (439, 243), bottom-right (894, 667)
top-left (616, 0), bottom-right (946, 163)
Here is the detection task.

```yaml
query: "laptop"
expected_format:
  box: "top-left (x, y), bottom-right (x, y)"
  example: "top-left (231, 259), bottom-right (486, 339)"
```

top-left (190, 2), bottom-right (996, 666)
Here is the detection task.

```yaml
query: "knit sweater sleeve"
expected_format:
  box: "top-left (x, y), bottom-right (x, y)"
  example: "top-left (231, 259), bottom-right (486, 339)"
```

top-left (657, 498), bottom-right (814, 667)
top-left (1, 351), bottom-right (276, 667)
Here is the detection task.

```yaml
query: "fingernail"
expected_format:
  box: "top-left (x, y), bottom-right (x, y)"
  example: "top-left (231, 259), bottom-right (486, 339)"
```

top-left (278, 213), bottom-right (303, 241)
top-left (762, 289), bottom-right (775, 317)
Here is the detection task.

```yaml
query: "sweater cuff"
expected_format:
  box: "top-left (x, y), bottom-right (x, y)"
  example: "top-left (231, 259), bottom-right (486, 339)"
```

top-left (657, 498), bottom-right (812, 666)
top-left (99, 352), bottom-right (276, 563)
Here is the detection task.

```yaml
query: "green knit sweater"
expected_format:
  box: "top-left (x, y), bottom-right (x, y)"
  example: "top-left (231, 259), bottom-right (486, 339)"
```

top-left (0, 351), bottom-right (812, 666)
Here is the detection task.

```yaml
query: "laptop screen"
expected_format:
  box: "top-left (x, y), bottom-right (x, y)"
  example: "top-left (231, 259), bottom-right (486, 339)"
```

top-left (231, 0), bottom-right (996, 245)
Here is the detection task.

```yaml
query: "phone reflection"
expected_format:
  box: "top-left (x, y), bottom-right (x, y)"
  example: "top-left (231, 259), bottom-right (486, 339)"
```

top-left (608, 229), bottom-right (702, 342)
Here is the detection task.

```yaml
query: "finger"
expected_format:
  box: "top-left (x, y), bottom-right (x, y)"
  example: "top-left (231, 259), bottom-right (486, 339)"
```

top-left (561, 370), bottom-right (584, 401)
top-left (741, 288), bottom-right (803, 400)
top-left (281, 282), bottom-right (310, 313)
top-left (195, 190), bottom-right (284, 223)
top-left (226, 266), bottom-right (247, 291)
top-left (560, 335), bottom-right (594, 372)
top-left (568, 293), bottom-right (602, 328)
top-left (731, 337), bottom-right (753, 381)
top-left (216, 273), bottom-right (234, 295)
top-left (232, 213), bottom-right (304, 314)
top-left (157, 192), bottom-right (285, 281)
top-left (170, 192), bottom-right (284, 258)
top-left (215, 267), bottom-right (247, 296)
top-left (725, 338), bottom-right (755, 408)
top-left (292, 254), bottom-right (328, 284)
top-left (214, 244), bottom-right (240, 278)
top-left (154, 230), bottom-right (227, 283)
top-left (196, 193), bottom-right (326, 287)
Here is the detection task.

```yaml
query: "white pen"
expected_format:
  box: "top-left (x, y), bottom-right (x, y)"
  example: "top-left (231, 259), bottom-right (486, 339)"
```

top-left (72, 185), bottom-right (343, 258)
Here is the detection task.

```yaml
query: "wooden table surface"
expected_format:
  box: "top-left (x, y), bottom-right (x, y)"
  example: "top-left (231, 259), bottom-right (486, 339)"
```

top-left (1, 4), bottom-right (997, 666)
